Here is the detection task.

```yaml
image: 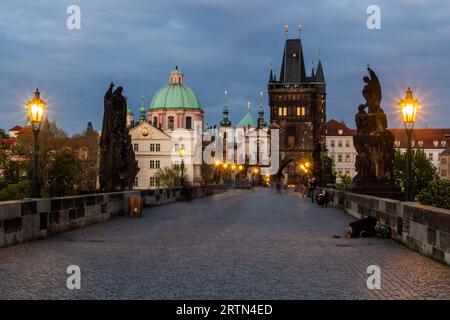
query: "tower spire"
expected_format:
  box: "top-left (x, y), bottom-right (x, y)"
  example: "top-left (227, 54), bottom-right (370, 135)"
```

top-left (220, 90), bottom-right (231, 127)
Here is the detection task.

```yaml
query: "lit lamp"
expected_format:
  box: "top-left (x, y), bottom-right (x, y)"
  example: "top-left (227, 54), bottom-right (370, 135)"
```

top-left (178, 147), bottom-right (185, 187)
top-left (399, 87), bottom-right (419, 201)
top-left (27, 88), bottom-right (46, 198)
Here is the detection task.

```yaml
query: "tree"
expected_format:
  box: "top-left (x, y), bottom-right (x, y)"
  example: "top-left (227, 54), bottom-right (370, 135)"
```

top-left (393, 149), bottom-right (438, 197)
top-left (0, 129), bottom-right (8, 139)
top-left (0, 146), bottom-right (26, 188)
top-left (72, 126), bottom-right (99, 190)
top-left (156, 165), bottom-right (185, 187)
top-left (14, 119), bottom-right (70, 195)
top-left (336, 174), bottom-right (353, 191)
top-left (47, 148), bottom-right (82, 197)
top-left (417, 179), bottom-right (450, 209)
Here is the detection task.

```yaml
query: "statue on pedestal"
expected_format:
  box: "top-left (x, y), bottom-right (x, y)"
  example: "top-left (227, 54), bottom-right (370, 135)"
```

top-left (348, 68), bottom-right (402, 199)
top-left (99, 82), bottom-right (139, 192)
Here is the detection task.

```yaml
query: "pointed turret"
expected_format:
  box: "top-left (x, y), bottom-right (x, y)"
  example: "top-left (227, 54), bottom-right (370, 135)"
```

top-left (316, 60), bottom-right (325, 83)
top-left (269, 68), bottom-right (274, 83)
top-left (139, 96), bottom-right (146, 122)
top-left (311, 67), bottom-right (316, 80)
top-left (257, 92), bottom-right (267, 128)
top-left (220, 91), bottom-right (232, 127)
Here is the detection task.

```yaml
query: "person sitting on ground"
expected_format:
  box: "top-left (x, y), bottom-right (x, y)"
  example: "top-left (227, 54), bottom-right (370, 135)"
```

top-left (345, 216), bottom-right (378, 238)
top-left (316, 190), bottom-right (330, 207)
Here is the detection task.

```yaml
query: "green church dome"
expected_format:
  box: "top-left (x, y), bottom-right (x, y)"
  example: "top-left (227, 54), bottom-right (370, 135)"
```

top-left (150, 66), bottom-right (201, 110)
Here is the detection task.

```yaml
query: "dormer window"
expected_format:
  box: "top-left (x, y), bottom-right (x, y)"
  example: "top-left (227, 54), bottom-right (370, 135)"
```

top-left (395, 141), bottom-right (401, 147)
top-left (433, 141), bottom-right (439, 147)
top-left (338, 129), bottom-right (343, 135)
top-left (418, 141), bottom-right (423, 147)
top-left (442, 141), bottom-right (447, 147)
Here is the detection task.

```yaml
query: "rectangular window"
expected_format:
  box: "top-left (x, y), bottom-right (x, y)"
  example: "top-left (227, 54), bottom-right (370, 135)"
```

top-left (133, 177), bottom-right (138, 187)
top-left (428, 153), bottom-right (433, 160)
top-left (150, 177), bottom-right (160, 187)
top-left (133, 143), bottom-right (139, 151)
top-left (338, 141), bottom-right (343, 148)
top-left (346, 141), bottom-right (350, 148)
top-left (150, 144), bottom-right (155, 152)
top-left (330, 140), bottom-right (335, 148)
top-left (283, 107), bottom-right (287, 116)
top-left (155, 160), bottom-right (160, 169)
top-left (153, 117), bottom-right (158, 126)
top-left (338, 154), bottom-right (343, 162)
top-left (346, 154), bottom-right (351, 162)
top-left (278, 107), bottom-right (283, 116)
top-left (156, 144), bottom-right (161, 152)
top-left (150, 160), bottom-right (155, 169)
top-left (296, 107), bottom-right (301, 116)
top-left (186, 116), bottom-right (192, 130)
top-left (301, 107), bottom-right (306, 116)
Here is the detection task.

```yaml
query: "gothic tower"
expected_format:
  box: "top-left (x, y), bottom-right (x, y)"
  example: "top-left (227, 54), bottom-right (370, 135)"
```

top-left (268, 36), bottom-right (326, 185)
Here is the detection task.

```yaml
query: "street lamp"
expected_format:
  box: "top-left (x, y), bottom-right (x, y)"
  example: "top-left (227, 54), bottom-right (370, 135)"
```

top-left (27, 88), bottom-right (46, 198)
top-left (178, 147), bottom-right (185, 187)
top-left (399, 87), bottom-right (419, 201)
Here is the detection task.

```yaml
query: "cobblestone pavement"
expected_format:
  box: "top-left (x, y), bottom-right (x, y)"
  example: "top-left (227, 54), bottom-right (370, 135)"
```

top-left (1, 188), bottom-right (449, 299)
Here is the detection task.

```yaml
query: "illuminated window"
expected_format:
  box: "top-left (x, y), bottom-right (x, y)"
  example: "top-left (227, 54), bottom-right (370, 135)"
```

top-left (283, 107), bottom-right (287, 116)
top-left (278, 107), bottom-right (283, 116)
top-left (301, 107), bottom-right (306, 116)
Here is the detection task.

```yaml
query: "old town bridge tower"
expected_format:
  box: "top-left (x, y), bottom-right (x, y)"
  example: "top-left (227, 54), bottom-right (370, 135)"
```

top-left (268, 36), bottom-right (326, 186)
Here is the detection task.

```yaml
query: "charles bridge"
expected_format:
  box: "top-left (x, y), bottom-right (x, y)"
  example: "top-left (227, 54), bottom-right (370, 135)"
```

top-left (0, 186), bottom-right (449, 299)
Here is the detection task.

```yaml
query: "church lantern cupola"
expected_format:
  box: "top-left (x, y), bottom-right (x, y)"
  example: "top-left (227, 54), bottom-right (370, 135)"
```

top-left (220, 90), bottom-right (232, 127)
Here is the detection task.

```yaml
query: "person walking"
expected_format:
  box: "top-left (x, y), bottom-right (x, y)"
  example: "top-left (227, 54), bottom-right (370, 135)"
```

top-left (309, 177), bottom-right (317, 203)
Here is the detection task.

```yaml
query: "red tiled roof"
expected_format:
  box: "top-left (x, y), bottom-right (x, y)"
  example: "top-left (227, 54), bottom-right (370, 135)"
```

top-left (325, 119), bottom-right (356, 136)
top-left (326, 119), bottom-right (450, 149)
top-left (389, 128), bottom-right (450, 149)
top-left (9, 125), bottom-right (23, 132)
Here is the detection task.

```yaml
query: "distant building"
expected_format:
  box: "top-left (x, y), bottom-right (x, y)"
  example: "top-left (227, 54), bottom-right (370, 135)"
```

top-left (389, 129), bottom-right (449, 170)
top-left (8, 125), bottom-right (23, 139)
top-left (325, 120), bottom-right (450, 182)
top-left (325, 120), bottom-right (357, 181)
top-left (268, 35), bottom-right (326, 186)
top-left (439, 148), bottom-right (450, 180)
top-left (128, 66), bottom-right (204, 188)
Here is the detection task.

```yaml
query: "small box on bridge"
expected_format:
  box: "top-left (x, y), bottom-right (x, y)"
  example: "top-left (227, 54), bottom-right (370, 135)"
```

top-left (128, 196), bottom-right (141, 218)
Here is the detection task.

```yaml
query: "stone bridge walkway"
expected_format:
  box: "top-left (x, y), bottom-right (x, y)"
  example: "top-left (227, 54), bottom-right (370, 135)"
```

top-left (0, 188), bottom-right (449, 299)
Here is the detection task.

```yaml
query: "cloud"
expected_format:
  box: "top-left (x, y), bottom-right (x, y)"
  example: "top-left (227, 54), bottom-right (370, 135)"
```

top-left (0, 0), bottom-right (449, 134)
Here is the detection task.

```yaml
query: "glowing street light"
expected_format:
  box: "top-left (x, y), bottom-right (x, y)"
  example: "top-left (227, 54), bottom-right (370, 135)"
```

top-left (27, 88), bottom-right (46, 198)
top-left (399, 87), bottom-right (419, 201)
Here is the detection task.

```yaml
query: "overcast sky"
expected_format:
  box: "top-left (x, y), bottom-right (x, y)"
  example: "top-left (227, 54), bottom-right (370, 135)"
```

top-left (1, 0), bottom-right (449, 135)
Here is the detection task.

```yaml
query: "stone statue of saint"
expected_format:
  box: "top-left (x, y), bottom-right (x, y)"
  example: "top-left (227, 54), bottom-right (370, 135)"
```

top-left (99, 83), bottom-right (139, 192)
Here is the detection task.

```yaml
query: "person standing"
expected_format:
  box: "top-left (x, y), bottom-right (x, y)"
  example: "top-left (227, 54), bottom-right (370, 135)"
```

top-left (310, 177), bottom-right (317, 203)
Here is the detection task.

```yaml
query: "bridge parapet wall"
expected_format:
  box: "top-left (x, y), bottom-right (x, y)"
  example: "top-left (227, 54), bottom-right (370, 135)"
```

top-left (319, 188), bottom-right (450, 265)
top-left (0, 185), bottom-right (226, 248)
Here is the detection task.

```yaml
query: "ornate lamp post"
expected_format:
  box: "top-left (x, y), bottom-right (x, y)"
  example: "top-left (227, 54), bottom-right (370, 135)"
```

top-left (178, 147), bottom-right (185, 187)
top-left (27, 88), bottom-right (46, 198)
top-left (399, 87), bottom-right (419, 201)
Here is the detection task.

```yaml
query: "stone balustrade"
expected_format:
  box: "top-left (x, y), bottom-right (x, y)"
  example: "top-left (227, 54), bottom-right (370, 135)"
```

top-left (320, 188), bottom-right (450, 265)
top-left (0, 185), bottom-right (226, 248)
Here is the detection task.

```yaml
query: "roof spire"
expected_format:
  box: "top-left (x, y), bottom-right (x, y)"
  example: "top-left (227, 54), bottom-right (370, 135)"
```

top-left (316, 59), bottom-right (325, 83)
top-left (139, 96), bottom-right (146, 122)
top-left (220, 90), bottom-right (231, 127)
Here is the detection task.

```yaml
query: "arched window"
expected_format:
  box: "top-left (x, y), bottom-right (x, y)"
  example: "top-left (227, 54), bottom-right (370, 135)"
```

top-left (287, 126), bottom-right (296, 147)
top-left (168, 116), bottom-right (174, 130)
